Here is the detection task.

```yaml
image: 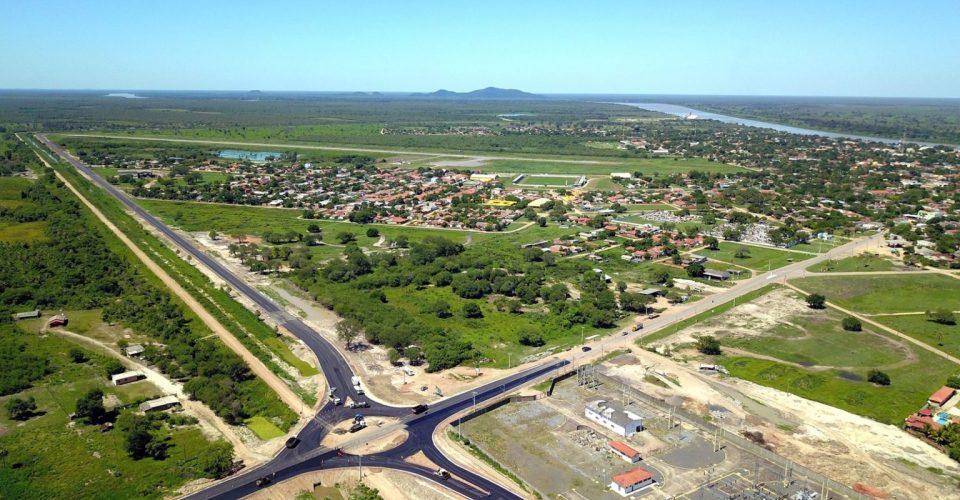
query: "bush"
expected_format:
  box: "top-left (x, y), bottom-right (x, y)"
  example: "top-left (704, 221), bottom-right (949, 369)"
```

top-left (103, 359), bottom-right (126, 377)
top-left (336, 232), bottom-right (356, 244)
top-left (841, 317), bottom-right (862, 332)
top-left (686, 263), bottom-right (705, 278)
top-left (867, 369), bottom-right (890, 386)
top-left (366, 228), bottom-right (379, 238)
top-left (805, 293), bottom-right (826, 309)
top-left (68, 347), bottom-right (88, 363)
top-left (6, 396), bottom-right (38, 420)
top-left (927, 309), bottom-right (957, 326)
top-left (462, 303), bottom-right (483, 319)
top-left (696, 336), bottom-right (721, 355)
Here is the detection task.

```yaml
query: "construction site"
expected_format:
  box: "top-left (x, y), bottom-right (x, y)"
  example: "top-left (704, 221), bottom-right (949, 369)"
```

top-left (452, 359), bottom-right (855, 500)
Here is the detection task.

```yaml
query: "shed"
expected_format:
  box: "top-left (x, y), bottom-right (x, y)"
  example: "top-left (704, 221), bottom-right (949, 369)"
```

top-left (703, 269), bottom-right (731, 281)
top-left (14, 310), bottom-right (41, 320)
top-left (638, 288), bottom-right (663, 297)
top-left (609, 440), bottom-right (641, 463)
top-left (125, 344), bottom-right (145, 357)
top-left (111, 370), bottom-right (146, 386)
top-left (139, 395), bottom-right (180, 412)
top-left (610, 466), bottom-right (655, 496)
top-left (47, 313), bottom-right (68, 328)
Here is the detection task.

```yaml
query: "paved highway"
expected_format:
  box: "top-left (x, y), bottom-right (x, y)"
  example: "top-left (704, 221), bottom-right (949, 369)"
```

top-left (36, 134), bottom-right (882, 499)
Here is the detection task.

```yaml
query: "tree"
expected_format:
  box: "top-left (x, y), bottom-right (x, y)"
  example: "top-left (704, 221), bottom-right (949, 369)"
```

top-left (336, 318), bottom-right (363, 347)
top-left (432, 300), bottom-right (452, 318)
top-left (686, 263), bottom-right (705, 278)
top-left (653, 269), bottom-right (672, 284)
top-left (349, 482), bottom-right (384, 500)
top-left (704, 236), bottom-right (720, 250)
top-left (927, 309), bottom-right (957, 326)
top-left (868, 369), bottom-right (891, 386)
top-left (68, 347), bottom-right (88, 363)
top-left (462, 303), bottom-right (483, 319)
top-left (805, 293), bottom-right (826, 309)
top-left (537, 217), bottom-right (547, 227)
top-left (208, 230), bottom-right (219, 241)
top-left (104, 359), bottom-right (126, 376)
top-left (841, 317), bottom-right (862, 332)
top-left (6, 396), bottom-right (37, 420)
top-left (307, 223), bottom-right (321, 234)
top-left (518, 330), bottom-right (545, 347)
top-left (616, 281), bottom-right (627, 293)
top-left (336, 232), bottom-right (356, 244)
top-left (75, 388), bottom-right (106, 424)
top-left (734, 247), bottom-right (751, 259)
top-left (196, 440), bottom-right (235, 478)
top-left (366, 227), bottom-right (380, 238)
top-left (696, 336), bottom-right (721, 355)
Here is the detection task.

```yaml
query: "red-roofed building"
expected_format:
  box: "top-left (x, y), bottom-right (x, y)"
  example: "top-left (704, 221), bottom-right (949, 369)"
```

top-left (929, 386), bottom-right (956, 407)
top-left (610, 466), bottom-right (655, 496)
top-left (609, 441), bottom-right (641, 463)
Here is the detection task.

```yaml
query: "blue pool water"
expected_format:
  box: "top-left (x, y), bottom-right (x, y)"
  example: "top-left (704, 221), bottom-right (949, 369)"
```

top-left (935, 412), bottom-right (950, 425)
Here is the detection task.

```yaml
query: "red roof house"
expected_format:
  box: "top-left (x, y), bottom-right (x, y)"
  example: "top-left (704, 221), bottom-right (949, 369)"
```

top-left (929, 386), bottom-right (956, 407)
top-left (609, 441), bottom-right (641, 463)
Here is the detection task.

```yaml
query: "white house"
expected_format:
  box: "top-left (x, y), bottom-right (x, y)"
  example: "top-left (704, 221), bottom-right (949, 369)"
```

top-left (610, 466), bottom-right (655, 496)
top-left (111, 370), bottom-right (146, 386)
top-left (585, 400), bottom-right (643, 437)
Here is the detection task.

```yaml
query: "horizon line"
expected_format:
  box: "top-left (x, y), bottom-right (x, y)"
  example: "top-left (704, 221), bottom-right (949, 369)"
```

top-left (0, 88), bottom-right (958, 100)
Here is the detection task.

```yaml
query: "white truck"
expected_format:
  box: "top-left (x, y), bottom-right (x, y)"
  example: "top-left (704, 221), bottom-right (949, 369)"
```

top-left (351, 376), bottom-right (364, 395)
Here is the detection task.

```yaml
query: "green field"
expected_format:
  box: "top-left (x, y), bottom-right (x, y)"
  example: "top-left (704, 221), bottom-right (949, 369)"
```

top-left (518, 175), bottom-right (581, 186)
top-left (0, 327), bottom-right (217, 499)
top-left (677, 287), bottom-right (957, 424)
top-left (138, 199), bottom-right (480, 248)
top-left (0, 220), bottom-right (48, 243)
top-left (245, 415), bottom-right (286, 440)
top-left (875, 314), bottom-right (960, 359)
top-left (702, 242), bottom-right (812, 271)
top-left (480, 156), bottom-right (741, 176)
top-left (808, 253), bottom-right (897, 273)
top-left (790, 237), bottom-right (848, 254)
top-left (792, 274), bottom-right (960, 314)
top-left (0, 176), bottom-right (33, 198)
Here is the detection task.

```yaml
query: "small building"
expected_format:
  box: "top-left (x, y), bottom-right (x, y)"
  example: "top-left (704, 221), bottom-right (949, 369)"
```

top-left (609, 440), bottom-right (641, 463)
top-left (139, 395), bottom-right (180, 413)
top-left (638, 288), bottom-right (663, 297)
top-left (703, 269), bottom-right (731, 281)
top-left (111, 370), bottom-right (146, 386)
top-left (585, 400), bottom-right (643, 437)
top-left (47, 313), bottom-right (68, 328)
top-left (610, 466), bottom-right (655, 496)
top-left (14, 310), bottom-right (41, 320)
top-left (686, 254), bottom-right (708, 265)
top-left (470, 173), bottom-right (498, 183)
top-left (929, 386), bottom-right (956, 407)
top-left (125, 344), bottom-right (145, 357)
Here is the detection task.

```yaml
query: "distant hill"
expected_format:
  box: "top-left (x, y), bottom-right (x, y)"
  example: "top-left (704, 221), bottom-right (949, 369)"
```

top-left (416, 87), bottom-right (541, 99)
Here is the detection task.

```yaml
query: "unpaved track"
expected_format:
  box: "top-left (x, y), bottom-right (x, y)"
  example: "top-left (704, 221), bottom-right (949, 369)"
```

top-left (26, 138), bottom-right (304, 414)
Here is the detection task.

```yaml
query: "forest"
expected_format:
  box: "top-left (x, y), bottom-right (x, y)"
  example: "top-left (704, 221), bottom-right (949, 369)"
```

top-left (0, 167), bottom-right (293, 428)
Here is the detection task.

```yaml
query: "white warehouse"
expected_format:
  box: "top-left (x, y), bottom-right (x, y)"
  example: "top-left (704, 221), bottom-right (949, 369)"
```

top-left (585, 400), bottom-right (643, 437)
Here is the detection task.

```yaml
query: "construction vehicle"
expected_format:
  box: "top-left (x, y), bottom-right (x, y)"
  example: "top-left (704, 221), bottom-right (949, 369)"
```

top-left (351, 375), bottom-right (364, 395)
top-left (412, 403), bottom-right (429, 414)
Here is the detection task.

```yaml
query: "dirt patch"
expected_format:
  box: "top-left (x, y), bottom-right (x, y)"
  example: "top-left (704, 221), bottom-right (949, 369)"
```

top-left (245, 467), bottom-right (461, 500)
top-left (319, 417), bottom-right (401, 449)
top-left (669, 287), bottom-right (810, 345)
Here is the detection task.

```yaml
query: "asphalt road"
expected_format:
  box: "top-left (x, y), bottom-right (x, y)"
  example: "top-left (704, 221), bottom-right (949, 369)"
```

top-left (36, 134), bottom-right (882, 499)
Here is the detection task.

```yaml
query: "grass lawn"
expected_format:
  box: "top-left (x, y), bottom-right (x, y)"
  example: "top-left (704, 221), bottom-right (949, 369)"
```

top-left (790, 237), bottom-right (848, 254)
top-left (623, 203), bottom-right (677, 211)
top-left (875, 314), bottom-right (960, 359)
top-left (517, 175), bottom-right (580, 186)
top-left (480, 157), bottom-right (741, 176)
top-left (614, 215), bottom-right (706, 233)
top-left (808, 253), bottom-right (897, 272)
top-left (702, 242), bottom-right (812, 271)
top-left (723, 347), bottom-right (955, 425)
top-left (0, 220), bottom-right (48, 243)
top-left (792, 274), bottom-right (960, 314)
top-left (244, 415), bottom-right (286, 440)
top-left (0, 176), bottom-right (34, 198)
top-left (639, 285), bottom-right (779, 344)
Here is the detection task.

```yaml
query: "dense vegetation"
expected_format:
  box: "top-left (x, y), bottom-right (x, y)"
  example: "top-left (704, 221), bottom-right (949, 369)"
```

top-left (293, 235), bottom-right (627, 370)
top-left (0, 169), bottom-right (292, 428)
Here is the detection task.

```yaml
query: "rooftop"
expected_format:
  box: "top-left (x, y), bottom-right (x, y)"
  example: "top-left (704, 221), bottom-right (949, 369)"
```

top-left (611, 466), bottom-right (653, 488)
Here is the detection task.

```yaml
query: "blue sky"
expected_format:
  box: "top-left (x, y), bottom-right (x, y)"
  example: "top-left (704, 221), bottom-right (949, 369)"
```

top-left (2, 0), bottom-right (958, 96)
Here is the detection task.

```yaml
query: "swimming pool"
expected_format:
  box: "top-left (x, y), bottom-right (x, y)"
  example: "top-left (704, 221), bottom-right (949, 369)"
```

top-left (935, 412), bottom-right (950, 425)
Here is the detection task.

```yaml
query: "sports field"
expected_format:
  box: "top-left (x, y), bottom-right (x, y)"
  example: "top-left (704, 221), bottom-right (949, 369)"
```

top-left (518, 175), bottom-right (580, 186)
top-left (702, 242), bottom-right (812, 271)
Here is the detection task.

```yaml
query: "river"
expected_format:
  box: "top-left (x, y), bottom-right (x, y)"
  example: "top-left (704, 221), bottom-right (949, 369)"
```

top-left (614, 102), bottom-right (917, 146)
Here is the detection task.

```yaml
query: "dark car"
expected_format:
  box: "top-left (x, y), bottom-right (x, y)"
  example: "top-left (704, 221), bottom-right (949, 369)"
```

top-left (285, 437), bottom-right (301, 449)
top-left (255, 476), bottom-right (272, 487)
top-left (581, 346), bottom-right (592, 352)
top-left (412, 404), bottom-right (429, 414)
